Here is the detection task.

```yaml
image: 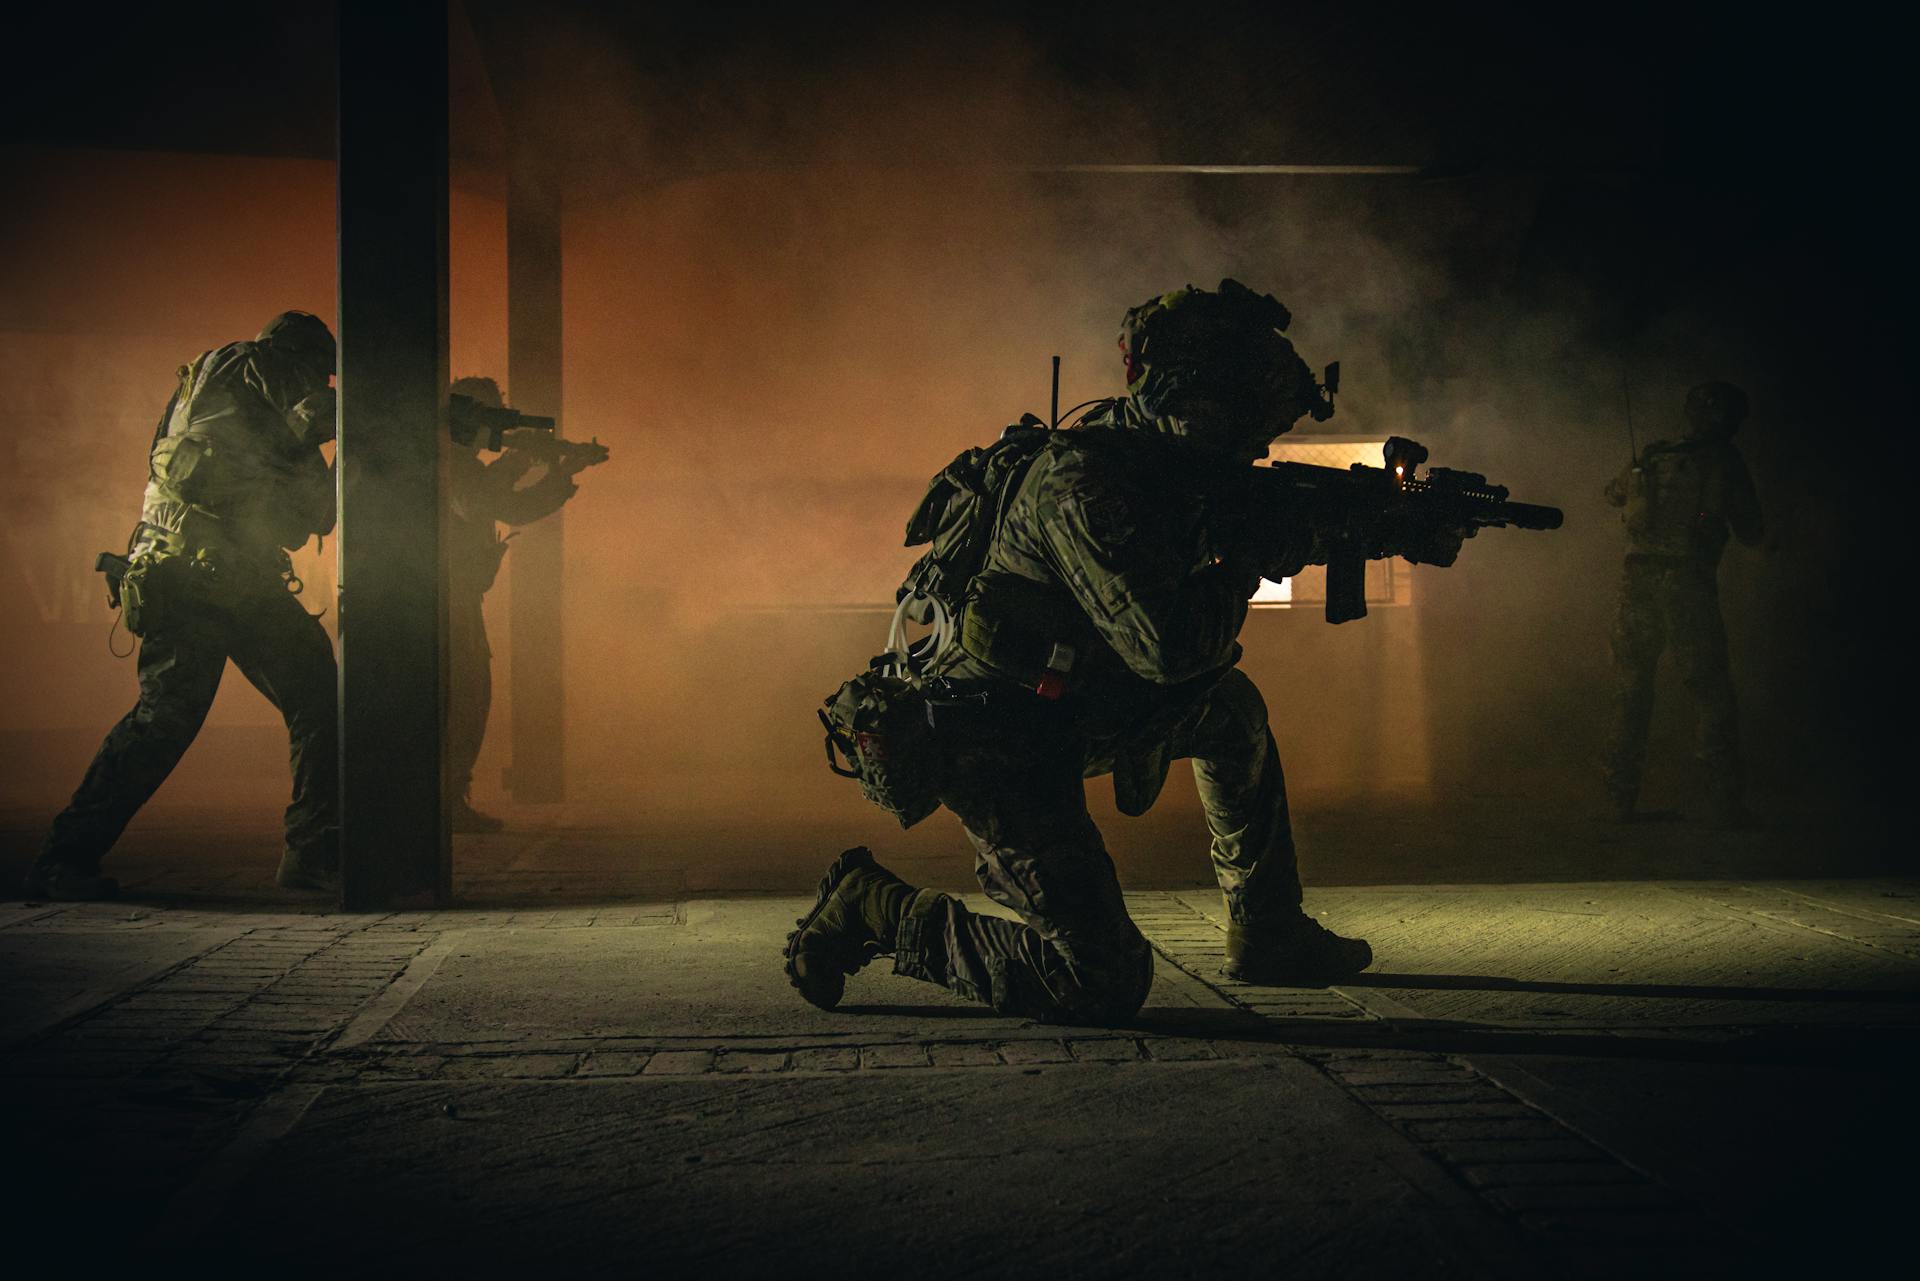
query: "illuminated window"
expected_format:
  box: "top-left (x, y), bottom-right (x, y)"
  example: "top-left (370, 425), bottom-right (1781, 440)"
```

top-left (1249, 437), bottom-right (1413, 611)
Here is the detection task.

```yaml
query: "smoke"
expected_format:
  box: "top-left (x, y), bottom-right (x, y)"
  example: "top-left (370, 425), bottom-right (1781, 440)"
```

top-left (0, 10), bottom-right (1882, 870)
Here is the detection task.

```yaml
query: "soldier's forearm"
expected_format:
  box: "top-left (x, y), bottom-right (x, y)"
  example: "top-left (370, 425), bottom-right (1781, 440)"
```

top-left (496, 478), bottom-right (578, 526)
top-left (1108, 568), bottom-right (1248, 684)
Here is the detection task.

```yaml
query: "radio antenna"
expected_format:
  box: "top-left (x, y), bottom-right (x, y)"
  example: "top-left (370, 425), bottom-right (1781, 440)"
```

top-left (1620, 364), bottom-right (1639, 464)
top-left (1050, 355), bottom-right (1061, 428)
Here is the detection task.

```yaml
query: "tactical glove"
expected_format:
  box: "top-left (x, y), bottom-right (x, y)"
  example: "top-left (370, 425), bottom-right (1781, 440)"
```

top-left (1389, 520), bottom-right (1470, 567)
top-left (288, 386), bottom-right (337, 449)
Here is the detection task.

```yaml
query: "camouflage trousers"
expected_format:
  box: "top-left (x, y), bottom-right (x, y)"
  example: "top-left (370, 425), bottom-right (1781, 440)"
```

top-left (42, 580), bottom-right (339, 873)
top-left (893, 669), bottom-right (1301, 1025)
top-left (1602, 557), bottom-right (1742, 808)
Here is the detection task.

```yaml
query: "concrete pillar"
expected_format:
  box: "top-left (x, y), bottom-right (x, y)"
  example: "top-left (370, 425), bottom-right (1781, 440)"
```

top-left (505, 161), bottom-right (566, 804)
top-left (336, 1), bottom-right (452, 908)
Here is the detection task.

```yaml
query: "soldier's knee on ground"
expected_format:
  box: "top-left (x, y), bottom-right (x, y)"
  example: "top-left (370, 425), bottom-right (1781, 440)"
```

top-left (1065, 949), bottom-right (1156, 1026)
top-left (998, 938), bottom-right (1154, 1027)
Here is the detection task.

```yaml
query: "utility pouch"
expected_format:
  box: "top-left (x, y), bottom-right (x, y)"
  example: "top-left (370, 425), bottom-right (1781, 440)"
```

top-left (957, 575), bottom-right (1092, 698)
top-left (818, 664), bottom-right (944, 829)
top-left (119, 556), bottom-right (160, 637)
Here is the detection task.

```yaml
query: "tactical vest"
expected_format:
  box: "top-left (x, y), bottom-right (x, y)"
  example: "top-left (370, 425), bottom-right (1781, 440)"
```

top-left (896, 419), bottom-right (1104, 697)
top-left (1623, 440), bottom-right (1729, 563)
top-left (137, 343), bottom-right (325, 567)
top-left (139, 352), bottom-right (222, 538)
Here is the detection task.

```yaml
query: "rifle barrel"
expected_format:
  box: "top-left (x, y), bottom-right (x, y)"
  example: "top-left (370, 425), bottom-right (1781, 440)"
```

top-left (1496, 500), bottom-right (1563, 530)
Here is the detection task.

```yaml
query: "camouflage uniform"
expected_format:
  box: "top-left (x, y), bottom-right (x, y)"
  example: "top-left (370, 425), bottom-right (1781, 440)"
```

top-left (35, 315), bottom-right (340, 892)
top-left (445, 382), bottom-right (579, 819)
top-left (893, 399), bottom-right (1320, 1023)
top-left (1602, 384), bottom-right (1764, 819)
top-left (791, 280), bottom-right (1374, 1025)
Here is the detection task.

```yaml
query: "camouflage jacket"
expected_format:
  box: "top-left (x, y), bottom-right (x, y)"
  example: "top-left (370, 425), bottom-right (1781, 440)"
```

top-left (139, 341), bottom-right (336, 568)
top-left (1604, 436), bottom-right (1762, 564)
top-left (946, 397), bottom-right (1287, 807)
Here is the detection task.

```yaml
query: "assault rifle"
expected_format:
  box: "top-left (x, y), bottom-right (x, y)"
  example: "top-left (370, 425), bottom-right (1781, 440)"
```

top-left (1249, 436), bottom-right (1563, 623)
top-left (498, 427), bottom-right (611, 473)
top-left (448, 393), bottom-right (555, 452)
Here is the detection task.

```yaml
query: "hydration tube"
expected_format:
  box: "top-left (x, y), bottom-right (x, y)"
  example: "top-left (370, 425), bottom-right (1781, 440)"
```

top-left (882, 590), bottom-right (954, 684)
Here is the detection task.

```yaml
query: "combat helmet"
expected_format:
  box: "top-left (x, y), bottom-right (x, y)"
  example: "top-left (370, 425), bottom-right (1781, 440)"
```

top-left (257, 311), bottom-right (336, 382)
top-left (1684, 381), bottom-right (1749, 440)
top-left (451, 375), bottom-right (505, 409)
top-left (1119, 278), bottom-right (1331, 453)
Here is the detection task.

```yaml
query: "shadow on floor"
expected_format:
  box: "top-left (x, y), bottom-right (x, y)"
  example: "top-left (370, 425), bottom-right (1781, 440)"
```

top-left (1344, 970), bottom-right (1920, 1005)
top-left (1120, 1006), bottom-right (1920, 1068)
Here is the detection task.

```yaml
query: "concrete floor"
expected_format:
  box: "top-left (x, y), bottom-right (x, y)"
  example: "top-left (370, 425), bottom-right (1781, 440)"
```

top-left (4, 830), bottom-right (1915, 1278)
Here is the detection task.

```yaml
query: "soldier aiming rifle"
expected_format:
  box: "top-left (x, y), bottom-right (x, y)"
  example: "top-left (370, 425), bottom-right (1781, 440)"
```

top-left (796, 279), bottom-right (1561, 1025)
top-left (445, 376), bottom-right (609, 832)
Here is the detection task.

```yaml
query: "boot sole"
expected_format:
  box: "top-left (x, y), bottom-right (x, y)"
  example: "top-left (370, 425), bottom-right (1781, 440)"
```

top-left (21, 876), bottom-right (120, 903)
top-left (276, 875), bottom-right (339, 894)
top-left (1220, 964), bottom-right (1355, 987)
top-left (1222, 943), bottom-right (1374, 987)
top-left (783, 846), bottom-right (877, 1011)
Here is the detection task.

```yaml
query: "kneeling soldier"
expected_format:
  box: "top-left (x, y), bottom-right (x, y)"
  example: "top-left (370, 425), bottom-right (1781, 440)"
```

top-left (791, 281), bottom-right (1461, 1025)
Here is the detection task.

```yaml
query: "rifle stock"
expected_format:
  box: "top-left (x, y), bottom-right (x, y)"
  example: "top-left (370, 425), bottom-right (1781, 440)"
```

top-left (448, 392), bottom-right (556, 452)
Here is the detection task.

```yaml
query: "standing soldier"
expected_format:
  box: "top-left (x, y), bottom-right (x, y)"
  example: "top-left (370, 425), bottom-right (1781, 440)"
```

top-left (445, 376), bottom-right (606, 832)
top-left (25, 312), bottom-right (341, 900)
top-left (788, 281), bottom-right (1466, 1026)
top-left (1602, 381), bottom-right (1764, 826)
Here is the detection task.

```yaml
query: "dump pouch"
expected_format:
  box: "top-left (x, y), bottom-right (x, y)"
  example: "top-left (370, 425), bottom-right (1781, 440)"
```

top-left (818, 664), bottom-right (944, 829)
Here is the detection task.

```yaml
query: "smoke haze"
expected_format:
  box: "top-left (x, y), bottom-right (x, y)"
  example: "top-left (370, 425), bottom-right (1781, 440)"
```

top-left (0, 7), bottom-right (1890, 880)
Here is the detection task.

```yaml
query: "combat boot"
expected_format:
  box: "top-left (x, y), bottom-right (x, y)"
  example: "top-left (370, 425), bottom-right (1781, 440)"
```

top-left (275, 847), bottom-right (340, 895)
top-left (22, 855), bottom-right (118, 902)
top-left (452, 798), bottom-right (506, 834)
top-left (1222, 912), bottom-right (1372, 985)
top-left (784, 847), bottom-right (918, 1010)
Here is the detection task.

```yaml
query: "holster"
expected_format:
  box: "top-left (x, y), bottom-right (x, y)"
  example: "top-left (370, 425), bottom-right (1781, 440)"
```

top-left (116, 528), bottom-right (216, 638)
top-left (94, 552), bottom-right (131, 610)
